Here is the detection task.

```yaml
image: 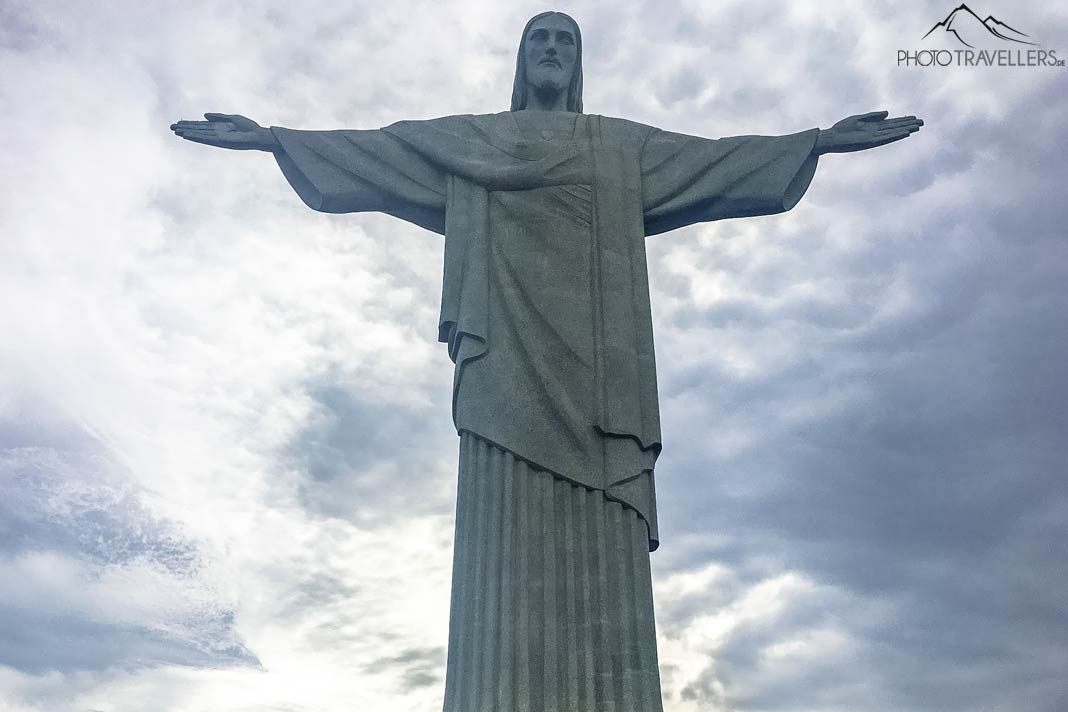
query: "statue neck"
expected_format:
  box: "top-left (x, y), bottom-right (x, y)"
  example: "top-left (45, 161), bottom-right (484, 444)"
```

top-left (525, 85), bottom-right (569, 112)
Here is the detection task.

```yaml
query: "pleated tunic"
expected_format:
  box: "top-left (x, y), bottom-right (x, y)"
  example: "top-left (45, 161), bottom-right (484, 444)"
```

top-left (269, 111), bottom-right (820, 711)
top-left (446, 433), bottom-right (662, 712)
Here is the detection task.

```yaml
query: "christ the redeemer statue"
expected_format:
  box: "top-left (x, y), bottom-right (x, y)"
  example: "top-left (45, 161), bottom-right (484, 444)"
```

top-left (172, 11), bottom-right (922, 711)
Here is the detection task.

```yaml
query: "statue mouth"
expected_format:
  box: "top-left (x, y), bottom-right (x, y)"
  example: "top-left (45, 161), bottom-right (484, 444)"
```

top-left (538, 58), bottom-right (562, 68)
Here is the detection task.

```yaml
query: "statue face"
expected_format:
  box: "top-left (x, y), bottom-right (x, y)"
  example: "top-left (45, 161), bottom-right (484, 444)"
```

top-left (523, 14), bottom-right (578, 97)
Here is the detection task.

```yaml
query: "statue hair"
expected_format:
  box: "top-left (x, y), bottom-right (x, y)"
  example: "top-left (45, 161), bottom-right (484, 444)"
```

top-left (510, 11), bottom-right (583, 113)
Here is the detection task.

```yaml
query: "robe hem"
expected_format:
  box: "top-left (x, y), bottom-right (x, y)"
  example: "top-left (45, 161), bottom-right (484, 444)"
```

top-left (455, 428), bottom-right (659, 551)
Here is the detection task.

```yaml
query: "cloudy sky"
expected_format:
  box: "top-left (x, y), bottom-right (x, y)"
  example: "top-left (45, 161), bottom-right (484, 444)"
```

top-left (2, 1), bottom-right (1066, 710)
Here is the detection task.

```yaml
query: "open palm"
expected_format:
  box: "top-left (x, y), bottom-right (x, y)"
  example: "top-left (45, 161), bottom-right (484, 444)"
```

top-left (817, 111), bottom-right (924, 154)
top-left (170, 113), bottom-right (278, 151)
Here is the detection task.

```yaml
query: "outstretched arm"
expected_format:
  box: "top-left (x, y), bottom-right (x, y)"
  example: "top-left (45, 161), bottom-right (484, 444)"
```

top-left (641, 126), bottom-right (821, 235)
top-left (170, 112), bottom-right (447, 233)
top-left (170, 113), bottom-right (281, 152)
top-left (814, 111), bottom-right (923, 155)
top-left (640, 111), bottom-right (923, 235)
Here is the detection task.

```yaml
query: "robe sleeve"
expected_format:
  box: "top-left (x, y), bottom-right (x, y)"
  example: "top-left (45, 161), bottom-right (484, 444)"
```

top-left (640, 127), bottom-right (820, 236)
top-left (270, 126), bottom-right (448, 235)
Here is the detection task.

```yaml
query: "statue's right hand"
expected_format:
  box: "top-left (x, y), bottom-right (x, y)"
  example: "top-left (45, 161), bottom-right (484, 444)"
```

top-left (170, 113), bottom-right (280, 152)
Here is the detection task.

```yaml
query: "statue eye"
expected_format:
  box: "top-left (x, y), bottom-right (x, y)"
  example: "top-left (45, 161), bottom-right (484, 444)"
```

top-left (557, 32), bottom-right (574, 45)
top-left (529, 29), bottom-right (549, 41)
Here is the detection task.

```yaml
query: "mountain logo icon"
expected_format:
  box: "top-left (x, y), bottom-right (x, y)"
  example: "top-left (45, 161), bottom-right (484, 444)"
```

top-left (922, 4), bottom-right (1037, 48)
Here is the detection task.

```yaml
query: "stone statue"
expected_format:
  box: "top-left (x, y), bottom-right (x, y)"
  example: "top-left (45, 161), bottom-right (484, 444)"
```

top-left (171, 11), bottom-right (922, 711)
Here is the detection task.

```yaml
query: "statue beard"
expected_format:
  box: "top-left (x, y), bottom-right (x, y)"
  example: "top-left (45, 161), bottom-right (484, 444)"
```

top-left (527, 74), bottom-right (569, 108)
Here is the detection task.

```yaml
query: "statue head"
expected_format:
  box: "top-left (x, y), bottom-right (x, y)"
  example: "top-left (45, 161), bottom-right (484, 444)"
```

top-left (510, 11), bottom-right (583, 112)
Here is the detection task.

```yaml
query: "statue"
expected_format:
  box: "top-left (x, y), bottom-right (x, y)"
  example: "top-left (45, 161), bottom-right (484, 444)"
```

top-left (171, 11), bottom-right (923, 711)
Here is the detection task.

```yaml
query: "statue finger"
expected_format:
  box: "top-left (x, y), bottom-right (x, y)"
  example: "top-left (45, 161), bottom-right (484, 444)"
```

top-left (859, 110), bottom-right (890, 122)
top-left (889, 124), bottom-right (922, 134)
top-left (173, 124), bottom-right (216, 136)
top-left (874, 121), bottom-right (919, 134)
top-left (878, 116), bottom-right (918, 129)
top-left (179, 132), bottom-right (228, 146)
top-left (172, 120), bottom-right (212, 130)
top-left (875, 123), bottom-right (918, 135)
top-left (204, 112), bottom-right (237, 122)
top-left (874, 127), bottom-right (910, 138)
top-left (874, 131), bottom-right (911, 146)
top-left (176, 129), bottom-right (221, 141)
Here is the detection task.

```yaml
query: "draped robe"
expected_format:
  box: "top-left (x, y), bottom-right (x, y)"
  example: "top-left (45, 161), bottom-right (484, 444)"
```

top-left (270, 111), bottom-right (819, 551)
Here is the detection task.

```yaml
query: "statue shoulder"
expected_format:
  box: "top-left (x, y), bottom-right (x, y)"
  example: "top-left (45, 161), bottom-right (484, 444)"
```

top-left (384, 112), bottom-right (510, 140)
top-left (384, 112), bottom-right (659, 147)
top-left (587, 114), bottom-right (658, 144)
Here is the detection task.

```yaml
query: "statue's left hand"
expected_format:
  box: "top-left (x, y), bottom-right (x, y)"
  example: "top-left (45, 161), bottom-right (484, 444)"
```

top-left (814, 111), bottom-right (923, 155)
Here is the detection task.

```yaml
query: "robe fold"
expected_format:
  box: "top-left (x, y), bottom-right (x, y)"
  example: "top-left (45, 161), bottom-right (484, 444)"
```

top-left (271, 111), bottom-right (818, 550)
